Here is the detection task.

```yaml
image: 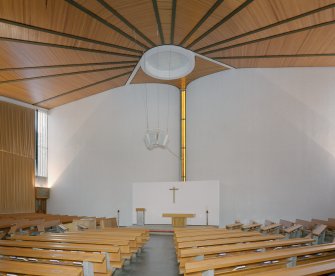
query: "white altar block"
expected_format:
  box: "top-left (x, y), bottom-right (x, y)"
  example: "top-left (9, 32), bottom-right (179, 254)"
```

top-left (132, 180), bottom-right (220, 225)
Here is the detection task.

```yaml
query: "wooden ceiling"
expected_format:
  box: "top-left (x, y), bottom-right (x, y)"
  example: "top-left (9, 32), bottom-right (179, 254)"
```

top-left (0, 0), bottom-right (335, 109)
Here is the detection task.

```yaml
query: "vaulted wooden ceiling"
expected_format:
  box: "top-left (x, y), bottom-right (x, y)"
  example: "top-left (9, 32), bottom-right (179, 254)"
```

top-left (0, 0), bottom-right (335, 109)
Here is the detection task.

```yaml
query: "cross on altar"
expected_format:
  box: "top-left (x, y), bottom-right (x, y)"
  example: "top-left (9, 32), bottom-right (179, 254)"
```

top-left (169, 187), bottom-right (179, 203)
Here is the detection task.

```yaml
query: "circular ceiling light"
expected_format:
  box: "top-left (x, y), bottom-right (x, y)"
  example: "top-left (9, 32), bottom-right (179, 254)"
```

top-left (140, 45), bottom-right (195, 80)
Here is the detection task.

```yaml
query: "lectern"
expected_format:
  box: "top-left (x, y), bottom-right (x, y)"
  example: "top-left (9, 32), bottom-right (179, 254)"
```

top-left (136, 208), bottom-right (146, 226)
top-left (162, 213), bottom-right (195, 227)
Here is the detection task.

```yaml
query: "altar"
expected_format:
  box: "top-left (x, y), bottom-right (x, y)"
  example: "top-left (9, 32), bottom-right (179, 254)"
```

top-left (162, 213), bottom-right (195, 227)
top-left (132, 180), bottom-right (220, 225)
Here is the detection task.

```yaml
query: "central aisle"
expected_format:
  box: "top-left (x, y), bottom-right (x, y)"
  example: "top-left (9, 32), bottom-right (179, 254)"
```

top-left (115, 234), bottom-right (179, 276)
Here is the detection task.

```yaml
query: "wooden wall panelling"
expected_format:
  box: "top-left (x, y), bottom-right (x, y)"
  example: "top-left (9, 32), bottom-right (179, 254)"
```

top-left (0, 102), bottom-right (35, 213)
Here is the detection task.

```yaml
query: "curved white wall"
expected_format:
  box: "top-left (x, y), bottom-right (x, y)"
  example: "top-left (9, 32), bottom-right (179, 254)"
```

top-left (187, 68), bottom-right (335, 226)
top-left (48, 84), bottom-right (180, 225)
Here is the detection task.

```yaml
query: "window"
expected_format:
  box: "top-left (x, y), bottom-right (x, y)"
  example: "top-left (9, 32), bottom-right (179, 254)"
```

top-left (35, 110), bottom-right (48, 177)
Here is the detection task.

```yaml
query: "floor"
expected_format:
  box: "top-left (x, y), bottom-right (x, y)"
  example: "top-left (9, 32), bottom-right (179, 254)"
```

top-left (114, 234), bottom-right (179, 276)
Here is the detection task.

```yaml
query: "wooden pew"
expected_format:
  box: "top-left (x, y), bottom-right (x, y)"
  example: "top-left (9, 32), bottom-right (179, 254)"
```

top-left (175, 229), bottom-right (241, 239)
top-left (184, 243), bottom-right (335, 276)
top-left (279, 219), bottom-right (294, 228)
top-left (247, 258), bottom-right (335, 276)
top-left (225, 221), bottom-right (243, 230)
top-left (0, 246), bottom-right (109, 275)
top-left (176, 231), bottom-right (261, 244)
top-left (312, 219), bottom-right (335, 230)
top-left (0, 239), bottom-right (123, 269)
top-left (100, 218), bottom-right (118, 228)
top-left (0, 259), bottom-right (83, 276)
top-left (42, 232), bottom-right (143, 252)
top-left (177, 234), bottom-right (284, 257)
top-left (260, 220), bottom-right (282, 234)
top-left (309, 224), bottom-right (327, 244)
top-left (282, 224), bottom-right (303, 239)
top-left (178, 237), bottom-right (314, 273)
top-left (8, 219), bottom-right (46, 234)
top-left (242, 222), bottom-right (262, 232)
top-left (9, 234), bottom-right (133, 259)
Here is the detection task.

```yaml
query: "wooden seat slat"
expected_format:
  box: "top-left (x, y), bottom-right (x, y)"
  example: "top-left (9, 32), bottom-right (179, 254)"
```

top-left (0, 259), bottom-right (83, 276)
top-left (247, 258), bottom-right (335, 276)
top-left (184, 243), bottom-right (335, 274)
top-left (0, 246), bottom-right (104, 262)
top-left (177, 231), bottom-right (261, 243)
top-left (179, 238), bottom-right (314, 258)
top-left (178, 234), bottom-right (284, 249)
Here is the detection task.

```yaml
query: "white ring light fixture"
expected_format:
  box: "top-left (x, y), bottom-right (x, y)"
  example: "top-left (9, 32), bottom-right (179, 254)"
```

top-left (140, 45), bottom-right (195, 80)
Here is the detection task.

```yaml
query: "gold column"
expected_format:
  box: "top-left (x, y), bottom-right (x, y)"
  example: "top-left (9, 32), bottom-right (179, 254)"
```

top-left (180, 87), bottom-right (186, 182)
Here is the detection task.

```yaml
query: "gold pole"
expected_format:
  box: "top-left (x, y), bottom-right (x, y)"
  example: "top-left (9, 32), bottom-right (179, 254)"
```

top-left (180, 87), bottom-right (186, 182)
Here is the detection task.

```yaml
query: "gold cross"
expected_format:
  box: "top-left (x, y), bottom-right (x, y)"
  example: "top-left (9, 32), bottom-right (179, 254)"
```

top-left (169, 187), bottom-right (179, 203)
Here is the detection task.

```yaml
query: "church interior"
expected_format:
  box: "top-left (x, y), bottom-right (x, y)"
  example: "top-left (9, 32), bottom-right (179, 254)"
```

top-left (1, 0), bottom-right (335, 275)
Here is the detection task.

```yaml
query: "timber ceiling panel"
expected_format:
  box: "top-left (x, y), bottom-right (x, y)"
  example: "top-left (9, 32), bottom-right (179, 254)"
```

top-left (0, 0), bottom-right (334, 108)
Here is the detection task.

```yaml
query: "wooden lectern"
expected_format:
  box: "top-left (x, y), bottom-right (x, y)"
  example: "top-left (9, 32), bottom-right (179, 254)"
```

top-left (162, 213), bottom-right (195, 227)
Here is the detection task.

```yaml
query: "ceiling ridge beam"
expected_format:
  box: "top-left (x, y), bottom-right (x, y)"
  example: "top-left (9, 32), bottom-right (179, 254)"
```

top-left (179, 0), bottom-right (224, 46)
top-left (0, 61), bottom-right (137, 71)
top-left (202, 19), bottom-right (335, 55)
top-left (96, 0), bottom-right (156, 47)
top-left (213, 53), bottom-right (335, 59)
top-left (170, 0), bottom-right (177, 44)
top-left (186, 0), bottom-right (254, 48)
top-left (65, 0), bottom-right (149, 50)
top-left (0, 18), bottom-right (142, 54)
top-left (152, 0), bottom-right (165, 45)
top-left (196, 3), bottom-right (335, 53)
top-left (0, 36), bottom-right (140, 58)
top-left (34, 71), bottom-right (132, 105)
top-left (0, 65), bottom-right (134, 85)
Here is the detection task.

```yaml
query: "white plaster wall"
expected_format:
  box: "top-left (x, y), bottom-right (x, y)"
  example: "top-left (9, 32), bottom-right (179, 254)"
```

top-left (132, 180), bottom-right (220, 225)
top-left (48, 84), bottom-right (180, 226)
top-left (187, 68), bottom-right (335, 227)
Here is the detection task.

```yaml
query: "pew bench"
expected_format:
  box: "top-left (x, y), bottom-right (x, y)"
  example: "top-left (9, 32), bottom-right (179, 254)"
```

top-left (282, 224), bottom-right (303, 239)
top-left (0, 239), bottom-right (123, 269)
top-left (56, 231), bottom-right (145, 248)
top-left (177, 235), bottom-right (284, 258)
top-left (176, 231), bottom-right (261, 244)
top-left (241, 223), bottom-right (262, 232)
top-left (184, 243), bottom-right (335, 276)
top-left (178, 238), bottom-right (314, 273)
top-left (175, 230), bottom-right (241, 239)
top-left (0, 246), bottom-right (109, 276)
top-left (247, 258), bottom-right (335, 276)
top-left (0, 259), bottom-right (83, 276)
top-left (225, 222), bottom-right (243, 230)
top-left (9, 234), bottom-right (133, 259)
top-left (260, 223), bottom-right (282, 235)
